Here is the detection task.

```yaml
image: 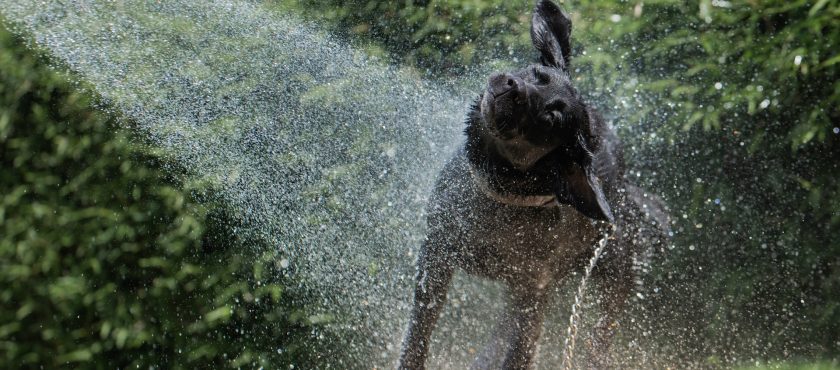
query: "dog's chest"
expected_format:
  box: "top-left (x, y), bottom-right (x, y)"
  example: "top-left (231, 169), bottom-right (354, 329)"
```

top-left (457, 202), bottom-right (598, 280)
top-left (428, 149), bottom-right (600, 283)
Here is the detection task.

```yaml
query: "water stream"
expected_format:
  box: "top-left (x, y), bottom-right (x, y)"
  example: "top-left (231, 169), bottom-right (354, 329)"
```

top-left (0, 1), bottom-right (508, 367)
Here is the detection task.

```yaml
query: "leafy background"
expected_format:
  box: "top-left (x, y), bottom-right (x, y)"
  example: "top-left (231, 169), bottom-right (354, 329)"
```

top-left (0, 26), bottom-right (337, 368)
top-left (1, 0), bottom-right (839, 368)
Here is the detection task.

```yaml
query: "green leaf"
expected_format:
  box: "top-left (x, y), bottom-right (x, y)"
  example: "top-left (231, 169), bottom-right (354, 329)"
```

top-left (204, 306), bottom-right (232, 323)
top-left (809, 0), bottom-right (831, 16)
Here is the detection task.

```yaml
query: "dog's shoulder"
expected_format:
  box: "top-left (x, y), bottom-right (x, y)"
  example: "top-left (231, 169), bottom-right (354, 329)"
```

top-left (427, 145), bottom-right (482, 212)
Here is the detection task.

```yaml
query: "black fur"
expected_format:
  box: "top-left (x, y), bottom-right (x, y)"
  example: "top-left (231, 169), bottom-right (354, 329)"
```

top-left (398, 1), bottom-right (669, 369)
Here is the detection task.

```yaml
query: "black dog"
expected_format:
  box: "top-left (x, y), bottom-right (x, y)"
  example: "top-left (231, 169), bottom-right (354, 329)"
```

top-left (398, 1), bottom-right (669, 369)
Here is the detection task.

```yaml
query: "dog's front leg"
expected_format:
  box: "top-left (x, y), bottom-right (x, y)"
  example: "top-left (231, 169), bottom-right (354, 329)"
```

top-left (397, 238), bottom-right (454, 370)
top-left (501, 286), bottom-right (551, 370)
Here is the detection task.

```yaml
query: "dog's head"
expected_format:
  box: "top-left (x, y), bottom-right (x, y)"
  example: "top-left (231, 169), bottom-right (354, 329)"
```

top-left (477, 0), bottom-right (613, 222)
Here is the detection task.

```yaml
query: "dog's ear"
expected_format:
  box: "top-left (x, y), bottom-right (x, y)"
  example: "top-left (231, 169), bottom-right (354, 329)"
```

top-left (531, 0), bottom-right (572, 69)
top-left (556, 162), bottom-right (614, 222)
top-left (554, 135), bottom-right (613, 222)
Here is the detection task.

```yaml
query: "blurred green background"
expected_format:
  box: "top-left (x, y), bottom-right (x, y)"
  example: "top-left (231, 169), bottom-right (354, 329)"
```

top-left (1, 0), bottom-right (838, 368)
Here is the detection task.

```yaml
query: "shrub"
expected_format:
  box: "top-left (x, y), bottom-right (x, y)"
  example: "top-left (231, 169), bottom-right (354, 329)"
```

top-left (0, 25), bottom-right (329, 369)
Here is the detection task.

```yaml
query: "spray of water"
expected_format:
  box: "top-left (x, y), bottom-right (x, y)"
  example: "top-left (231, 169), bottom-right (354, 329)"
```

top-left (0, 0), bottom-right (472, 365)
top-left (1, 1), bottom-right (667, 368)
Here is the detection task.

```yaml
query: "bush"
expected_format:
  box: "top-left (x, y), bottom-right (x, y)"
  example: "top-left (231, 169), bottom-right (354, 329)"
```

top-left (0, 25), bottom-right (329, 368)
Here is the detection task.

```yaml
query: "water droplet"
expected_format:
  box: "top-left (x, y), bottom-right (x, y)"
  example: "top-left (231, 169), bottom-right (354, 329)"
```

top-left (759, 99), bottom-right (771, 109)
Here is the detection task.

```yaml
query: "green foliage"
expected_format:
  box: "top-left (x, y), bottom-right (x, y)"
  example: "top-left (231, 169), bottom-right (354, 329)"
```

top-left (283, 0), bottom-right (839, 147)
top-left (575, 0), bottom-right (840, 358)
top-left (270, 0), bottom-right (535, 70)
top-left (0, 26), bottom-right (328, 368)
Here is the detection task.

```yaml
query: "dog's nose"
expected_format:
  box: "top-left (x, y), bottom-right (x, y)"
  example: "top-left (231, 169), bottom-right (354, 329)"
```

top-left (488, 73), bottom-right (526, 100)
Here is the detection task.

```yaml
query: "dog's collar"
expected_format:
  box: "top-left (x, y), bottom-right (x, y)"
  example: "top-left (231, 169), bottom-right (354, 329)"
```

top-left (469, 165), bottom-right (559, 208)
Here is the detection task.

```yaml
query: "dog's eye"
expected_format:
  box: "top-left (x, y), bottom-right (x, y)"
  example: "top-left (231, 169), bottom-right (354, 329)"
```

top-left (546, 100), bottom-right (566, 113)
top-left (543, 101), bottom-right (566, 122)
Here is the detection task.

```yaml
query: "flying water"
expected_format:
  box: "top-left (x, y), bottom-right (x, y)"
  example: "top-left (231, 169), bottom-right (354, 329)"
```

top-left (1, 1), bottom-right (506, 367)
top-left (1, 1), bottom-right (679, 368)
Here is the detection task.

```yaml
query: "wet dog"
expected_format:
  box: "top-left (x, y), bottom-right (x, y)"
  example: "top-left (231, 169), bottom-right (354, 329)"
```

top-left (398, 1), bottom-right (669, 369)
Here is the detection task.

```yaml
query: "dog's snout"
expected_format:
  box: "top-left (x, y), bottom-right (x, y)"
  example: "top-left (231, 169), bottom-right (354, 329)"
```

top-left (489, 73), bottom-right (526, 100)
top-left (504, 76), bottom-right (519, 89)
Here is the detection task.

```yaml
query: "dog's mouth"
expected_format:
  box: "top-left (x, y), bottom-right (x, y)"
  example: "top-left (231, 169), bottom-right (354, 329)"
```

top-left (492, 86), bottom-right (516, 100)
top-left (481, 89), bottom-right (526, 136)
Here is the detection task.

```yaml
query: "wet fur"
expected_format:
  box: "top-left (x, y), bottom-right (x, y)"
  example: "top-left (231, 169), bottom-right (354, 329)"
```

top-left (398, 1), bottom-right (669, 369)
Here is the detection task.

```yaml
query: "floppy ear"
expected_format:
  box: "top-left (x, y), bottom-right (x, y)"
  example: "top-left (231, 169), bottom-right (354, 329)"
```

top-left (531, 0), bottom-right (573, 69)
top-left (556, 161), bottom-right (614, 222)
top-left (553, 133), bottom-right (613, 222)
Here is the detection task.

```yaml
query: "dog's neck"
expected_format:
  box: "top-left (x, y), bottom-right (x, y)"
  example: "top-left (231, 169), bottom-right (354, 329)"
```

top-left (471, 121), bottom-right (555, 173)
top-left (464, 114), bottom-right (559, 199)
top-left (468, 164), bottom-right (559, 208)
